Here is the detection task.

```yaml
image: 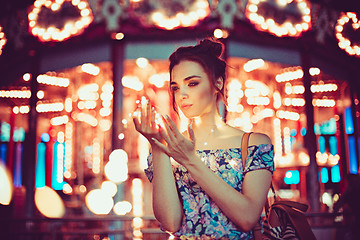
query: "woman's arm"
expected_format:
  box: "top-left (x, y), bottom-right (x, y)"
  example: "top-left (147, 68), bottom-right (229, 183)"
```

top-left (185, 158), bottom-right (271, 231)
top-left (132, 100), bottom-right (183, 232)
top-left (153, 121), bottom-right (272, 232)
top-left (184, 133), bottom-right (272, 231)
top-left (151, 145), bottom-right (183, 232)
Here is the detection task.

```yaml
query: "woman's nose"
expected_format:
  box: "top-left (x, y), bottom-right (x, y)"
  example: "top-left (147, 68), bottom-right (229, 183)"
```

top-left (179, 87), bottom-right (189, 99)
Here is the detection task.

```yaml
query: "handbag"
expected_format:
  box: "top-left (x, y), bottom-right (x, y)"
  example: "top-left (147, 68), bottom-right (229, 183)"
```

top-left (241, 132), bottom-right (316, 240)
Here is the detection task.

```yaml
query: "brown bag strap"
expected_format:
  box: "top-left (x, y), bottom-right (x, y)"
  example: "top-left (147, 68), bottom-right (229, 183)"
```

top-left (269, 203), bottom-right (316, 240)
top-left (241, 132), bottom-right (252, 168)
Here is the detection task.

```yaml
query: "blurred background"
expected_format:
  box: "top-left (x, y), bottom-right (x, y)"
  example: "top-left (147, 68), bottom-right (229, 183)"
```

top-left (0, 0), bottom-right (360, 239)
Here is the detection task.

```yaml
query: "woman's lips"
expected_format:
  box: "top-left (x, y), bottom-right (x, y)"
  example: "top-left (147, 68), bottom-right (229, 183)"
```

top-left (181, 104), bottom-right (192, 109)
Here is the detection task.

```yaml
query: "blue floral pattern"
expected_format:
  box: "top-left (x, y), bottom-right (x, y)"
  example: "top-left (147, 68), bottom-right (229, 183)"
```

top-left (144, 144), bottom-right (274, 240)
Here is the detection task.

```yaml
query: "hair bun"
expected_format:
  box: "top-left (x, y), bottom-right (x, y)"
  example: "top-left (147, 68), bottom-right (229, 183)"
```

top-left (197, 39), bottom-right (224, 58)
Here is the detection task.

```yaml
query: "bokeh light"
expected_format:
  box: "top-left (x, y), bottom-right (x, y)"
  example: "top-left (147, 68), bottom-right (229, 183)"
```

top-left (0, 163), bottom-right (13, 205)
top-left (34, 186), bottom-right (65, 218)
top-left (85, 189), bottom-right (114, 215)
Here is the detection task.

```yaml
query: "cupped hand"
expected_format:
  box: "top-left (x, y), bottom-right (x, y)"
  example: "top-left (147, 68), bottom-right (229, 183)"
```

top-left (152, 115), bottom-right (197, 166)
top-left (132, 99), bottom-right (162, 144)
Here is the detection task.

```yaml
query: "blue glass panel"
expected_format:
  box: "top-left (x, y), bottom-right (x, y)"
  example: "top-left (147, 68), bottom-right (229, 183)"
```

top-left (35, 142), bottom-right (46, 188)
top-left (1, 122), bottom-right (10, 142)
top-left (0, 144), bottom-right (7, 164)
top-left (319, 118), bottom-right (337, 135)
top-left (348, 136), bottom-right (358, 174)
top-left (13, 127), bottom-right (25, 142)
top-left (331, 165), bottom-right (341, 183)
top-left (318, 136), bottom-right (326, 153)
top-left (301, 127), bottom-right (307, 136)
top-left (284, 170), bottom-right (300, 184)
top-left (320, 167), bottom-right (329, 183)
top-left (13, 143), bottom-right (23, 187)
top-left (345, 107), bottom-right (354, 134)
top-left (329, 136), bottom-right (338, 155)
top-left (41, 133), bottom-right (50, 143)
top-left (52, 142), bottom-right (64, 190)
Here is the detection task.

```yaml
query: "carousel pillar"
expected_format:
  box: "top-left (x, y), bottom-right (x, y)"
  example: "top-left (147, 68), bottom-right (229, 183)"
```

top-left (111, 38), bottom-right (125, 239)
top-left (350, 86), bottom-right (360, 172)
top-left (301, 46), bottom-right (320, 212)
top-left (111, 39), bottom-right (125, 151)
top-left (23, 51), bottom-right (40, 218)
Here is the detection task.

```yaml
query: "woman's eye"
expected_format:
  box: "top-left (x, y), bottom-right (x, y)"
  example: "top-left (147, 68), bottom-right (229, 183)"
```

top-left (188, 82), bottom-right (199, 87)
top-left (171, 86), bottom-right (179, 92)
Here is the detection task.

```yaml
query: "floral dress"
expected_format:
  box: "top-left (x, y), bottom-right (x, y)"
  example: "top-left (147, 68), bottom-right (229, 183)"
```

top-left (144, 144), bottom-right (274, 240)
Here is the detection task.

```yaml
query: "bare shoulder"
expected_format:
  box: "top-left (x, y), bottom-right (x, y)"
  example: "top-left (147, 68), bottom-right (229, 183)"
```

top-left (248, 132), bottom-right (272, 146)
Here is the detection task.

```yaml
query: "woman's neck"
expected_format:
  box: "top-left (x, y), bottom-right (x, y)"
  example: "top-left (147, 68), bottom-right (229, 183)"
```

top-left (192, 110), bottom-right (225, 134)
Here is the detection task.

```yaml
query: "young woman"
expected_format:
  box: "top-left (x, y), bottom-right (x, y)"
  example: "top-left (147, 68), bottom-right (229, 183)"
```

top-left (133, 39), bottom-right (274, 239)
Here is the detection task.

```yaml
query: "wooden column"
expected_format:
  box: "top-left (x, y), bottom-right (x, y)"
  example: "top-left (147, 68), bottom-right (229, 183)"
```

top-left (23, 51), bottom-right (40, 218)
top-left (111, 39), bottom-right (125, 151)
top-left (301, 46), bottom-right (320, 212)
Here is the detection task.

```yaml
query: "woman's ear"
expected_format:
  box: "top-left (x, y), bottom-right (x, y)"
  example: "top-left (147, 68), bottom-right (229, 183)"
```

top-left (216, 78), bottom-right (224, 91)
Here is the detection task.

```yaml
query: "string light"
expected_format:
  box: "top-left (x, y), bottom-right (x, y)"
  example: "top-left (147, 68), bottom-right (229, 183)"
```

top-left (122, 76), bottom-right (144, 91)
top-left (50, 115), bottom-right (69, 126)
top-left (0, 89), bottom-right (31, 98)
top-left (37, 74), bottom-right (70, 87)
top-left (243, 59), bottom-right (265, 72)
top-left (276, 67), bottom-right (303, 82)
top-left (134, 0), bottom-right (210, 30)
top-left (311, 83), bottom-right (338, 93)
top-left (0, 25), bottom-right (6, 55)
top-left (28, 0), bottom-right (93, 42)
top-left (312, 98), bottom-right (336, 107)
top-left (36, 101), bottom-right (64, 113)
top-left (64, 122), bottom-right (73, 178)
top-left (335, 12), bottom-right (360, 57)
top-left (246, 0), bottom-right (311, 37)
top-left (12, 106), bottom-right (30, 114)
top-left (81, 63), bottom-right (100, 76)
top-left (273, 118), bottom-right (282, 163)
top-left (276, 110), bottom-right (300, 120)
top-left (213, 28), bottom-right (229, 39)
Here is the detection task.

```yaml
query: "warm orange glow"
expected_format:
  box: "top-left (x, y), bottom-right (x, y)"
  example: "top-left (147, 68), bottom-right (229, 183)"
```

top-left (34, 186), bottom-right (65, 217)
top-left (0, 25), bottom-right (6, 55)
top-left (335, 12), bottom-right (360, 57)
top-left (246, 0), bottom-right (311, 37)
top-left (0, 163), bottom-right (13, 205)
top-left (85, 189), bottom-right (114, 215)
top-left (28, 0), bottom-right (93, 42)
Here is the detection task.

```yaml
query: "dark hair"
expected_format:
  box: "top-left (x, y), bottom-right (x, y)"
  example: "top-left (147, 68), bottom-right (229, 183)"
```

top-left (169, 38), bottom-right (227, 113)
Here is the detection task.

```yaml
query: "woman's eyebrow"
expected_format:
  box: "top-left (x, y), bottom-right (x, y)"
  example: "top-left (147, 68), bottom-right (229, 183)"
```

top-left (170, 75), bottom-right (201, 85)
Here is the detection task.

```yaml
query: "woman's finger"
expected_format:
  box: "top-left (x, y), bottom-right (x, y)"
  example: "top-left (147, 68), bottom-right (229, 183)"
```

top-left (188, 122), bottom-right (196, 144)
top-left (162, 115), bottom-right (176, 142)
top-left (159, 124), bottom-right (172, 145)
top-left (146, 99), bottom-right (151, 127)
top-left (164, 115), bottom-right (182, 139)
top-left (140, 100), bottom-right (145, 126)
top-left (151, 107), bottom-right (156, 130)
top-left (132, 115), bottom-right (141, 131)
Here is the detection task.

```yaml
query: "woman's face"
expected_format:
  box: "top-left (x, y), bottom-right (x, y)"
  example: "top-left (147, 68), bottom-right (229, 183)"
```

top-left (170, 60), bottom-right (217, 118)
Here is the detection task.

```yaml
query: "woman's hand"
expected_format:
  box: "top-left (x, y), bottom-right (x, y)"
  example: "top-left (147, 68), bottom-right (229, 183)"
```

top-left (132, 99), bottom-right (162, 144)
top-left (152, 115), bottom-right (197, 166)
